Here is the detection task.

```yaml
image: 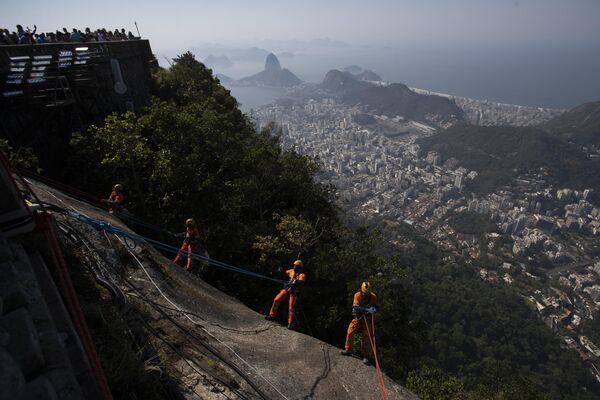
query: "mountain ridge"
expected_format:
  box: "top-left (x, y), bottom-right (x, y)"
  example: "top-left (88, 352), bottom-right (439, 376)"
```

top-left (544, 100), bottom-right (600, 147)
top-left (320, 69), bottom-right (463, 124)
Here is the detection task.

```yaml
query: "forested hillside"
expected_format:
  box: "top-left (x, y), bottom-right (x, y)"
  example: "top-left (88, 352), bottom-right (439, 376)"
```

top-left (64, 53), bottom-right (600, 400)
top-left (418, 124), bottom-right (600, 196)
top-left (544, 101), bottom-right (600, 147)
top-left (320, 69), bottom-right (464, 124)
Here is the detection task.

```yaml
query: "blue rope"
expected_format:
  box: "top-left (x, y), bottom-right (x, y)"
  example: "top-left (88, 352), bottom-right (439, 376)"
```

top-left (69, 212), bottom-right (287, 284)
top-left (115, 212), bottom-right (177, 237)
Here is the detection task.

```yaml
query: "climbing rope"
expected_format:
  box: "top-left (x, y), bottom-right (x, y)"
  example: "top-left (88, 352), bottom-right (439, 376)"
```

top-left (116, 235), bottom-right (291, 400)
top-left (19, 169), bottom-right (178, 238)
top-left (18, 171), bottom-right (285, 285)
top-left (68, 211), bottom-right (287, 285)
top-left (43, 176), bottom-right (289, 398)
top-left (0, 153), bottom-right (114, 400)
top-left (113, 211), bottom-right (177, 238)
top-left (14, 169), bottom-right (389, 400)
top-left (364, 314), bottom-right (388, 400)
top-left (61, 216), bottom-right (261, 400)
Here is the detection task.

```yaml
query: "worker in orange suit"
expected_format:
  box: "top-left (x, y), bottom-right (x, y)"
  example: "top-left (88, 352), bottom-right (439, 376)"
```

top-left (105, 183), bottom-right (124, 214)
top-left (173, 218), bottom-right (201, 271)
top-left (341, 281), bottom-right (379, 365)
top-left (265, 260), bottom-right (306, 329)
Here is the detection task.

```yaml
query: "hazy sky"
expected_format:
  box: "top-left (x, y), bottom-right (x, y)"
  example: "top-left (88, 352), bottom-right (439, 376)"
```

top-left (3, 0), bottom-right (600, 53)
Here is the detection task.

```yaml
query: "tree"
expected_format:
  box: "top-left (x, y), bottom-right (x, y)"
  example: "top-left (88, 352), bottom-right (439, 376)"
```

top-left (0, 139), bottom-right (40, 172)
top-left (406, 366), bottom-right (479, 400)
top-left (252, 213), bottom-right (323, 263)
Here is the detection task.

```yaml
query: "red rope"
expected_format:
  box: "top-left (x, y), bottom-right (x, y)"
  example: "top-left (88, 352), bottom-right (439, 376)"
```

top-left (38, 214), bottom-right (113, 400)
top-left (0, 152), bottom-right (113, 400)
top-left (364, 314), bottom-right (388, 400)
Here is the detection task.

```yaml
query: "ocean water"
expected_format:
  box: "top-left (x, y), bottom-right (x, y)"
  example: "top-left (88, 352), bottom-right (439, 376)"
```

top-left (225, 86), bottom-right (285, 112)
top-left (211, 44), bottom-right (600, 111)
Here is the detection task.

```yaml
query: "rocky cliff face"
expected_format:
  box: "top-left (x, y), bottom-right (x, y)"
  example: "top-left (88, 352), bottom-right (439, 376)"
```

top-left (25, 179), bottom-right (419, 400)
top-left (264, 53), bottom-right (281, 71)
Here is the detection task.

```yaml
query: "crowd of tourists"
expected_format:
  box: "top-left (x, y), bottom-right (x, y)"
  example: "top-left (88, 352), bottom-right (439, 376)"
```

top-left (1, 24), bottom-right (139, 45)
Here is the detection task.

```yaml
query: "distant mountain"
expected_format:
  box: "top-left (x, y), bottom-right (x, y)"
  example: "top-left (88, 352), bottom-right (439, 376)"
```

top-left (354, 70), bottom-right (382, 81)
top-left (418, 124), bottom-right (600, 196)
top-left (192, 47), bottom-right (270, 62)
top-left (321, 69), bottom-right (462, 123)
top-left (265, 53), bottom-right (280, 71)
top-left (321, 69), bottom-right (371, 92)
top-left (215, 73), bottom-right (233, 84)
top-left (342, 66), bottom-right (382, 81)
top-left (343, 65), bottom-right (363, 74)
top-left (203, 54), bottom-right (232, 69)
top-left (235, 53), bottom-right (302, 88)
top-left (544, 101), bottom-right (600, 147)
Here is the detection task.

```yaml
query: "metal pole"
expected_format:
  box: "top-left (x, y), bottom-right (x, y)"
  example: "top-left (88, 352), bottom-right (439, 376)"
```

top-left (134, 21), bottom-right (140, 38)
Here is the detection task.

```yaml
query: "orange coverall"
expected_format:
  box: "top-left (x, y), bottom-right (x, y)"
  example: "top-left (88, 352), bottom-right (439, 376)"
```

top-left (173, 226), bottom-right (200, 271)
top-left (107, 191), bottom-right (124, 213)
top-left (268, 269), bottom-right (306, 326)
top-left (345, 291), bottom-right (378, 356)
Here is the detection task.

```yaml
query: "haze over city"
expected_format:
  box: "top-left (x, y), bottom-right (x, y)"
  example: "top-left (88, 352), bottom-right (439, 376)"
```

top-left (4, 0), bottom-right (600, 108)
top-left (4, 0), bottom-right (600, 48)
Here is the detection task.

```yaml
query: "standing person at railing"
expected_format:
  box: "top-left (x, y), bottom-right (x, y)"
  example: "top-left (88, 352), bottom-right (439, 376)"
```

top-left (16, 24), bottom-right (36, 44)
top-left (69, 28), bottom-right (83, 42)
top-left (0, 30), bottom-right (11, 45)
top-left (35, 33), bottom-right (47, 44)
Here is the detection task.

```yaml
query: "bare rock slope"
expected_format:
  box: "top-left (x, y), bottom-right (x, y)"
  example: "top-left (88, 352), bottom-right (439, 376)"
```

top-left (34, 180), bottom-right (418, 400)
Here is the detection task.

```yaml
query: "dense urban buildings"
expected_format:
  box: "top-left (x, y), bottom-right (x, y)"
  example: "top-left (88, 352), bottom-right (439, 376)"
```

top-left (252, 92), bottom-right (600, 381)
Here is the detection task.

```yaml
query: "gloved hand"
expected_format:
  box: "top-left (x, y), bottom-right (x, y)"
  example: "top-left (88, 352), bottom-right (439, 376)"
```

top-left (367, 307), bottom-right (378, 314)
top-left (284, 281), bottom-right (293, 289)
